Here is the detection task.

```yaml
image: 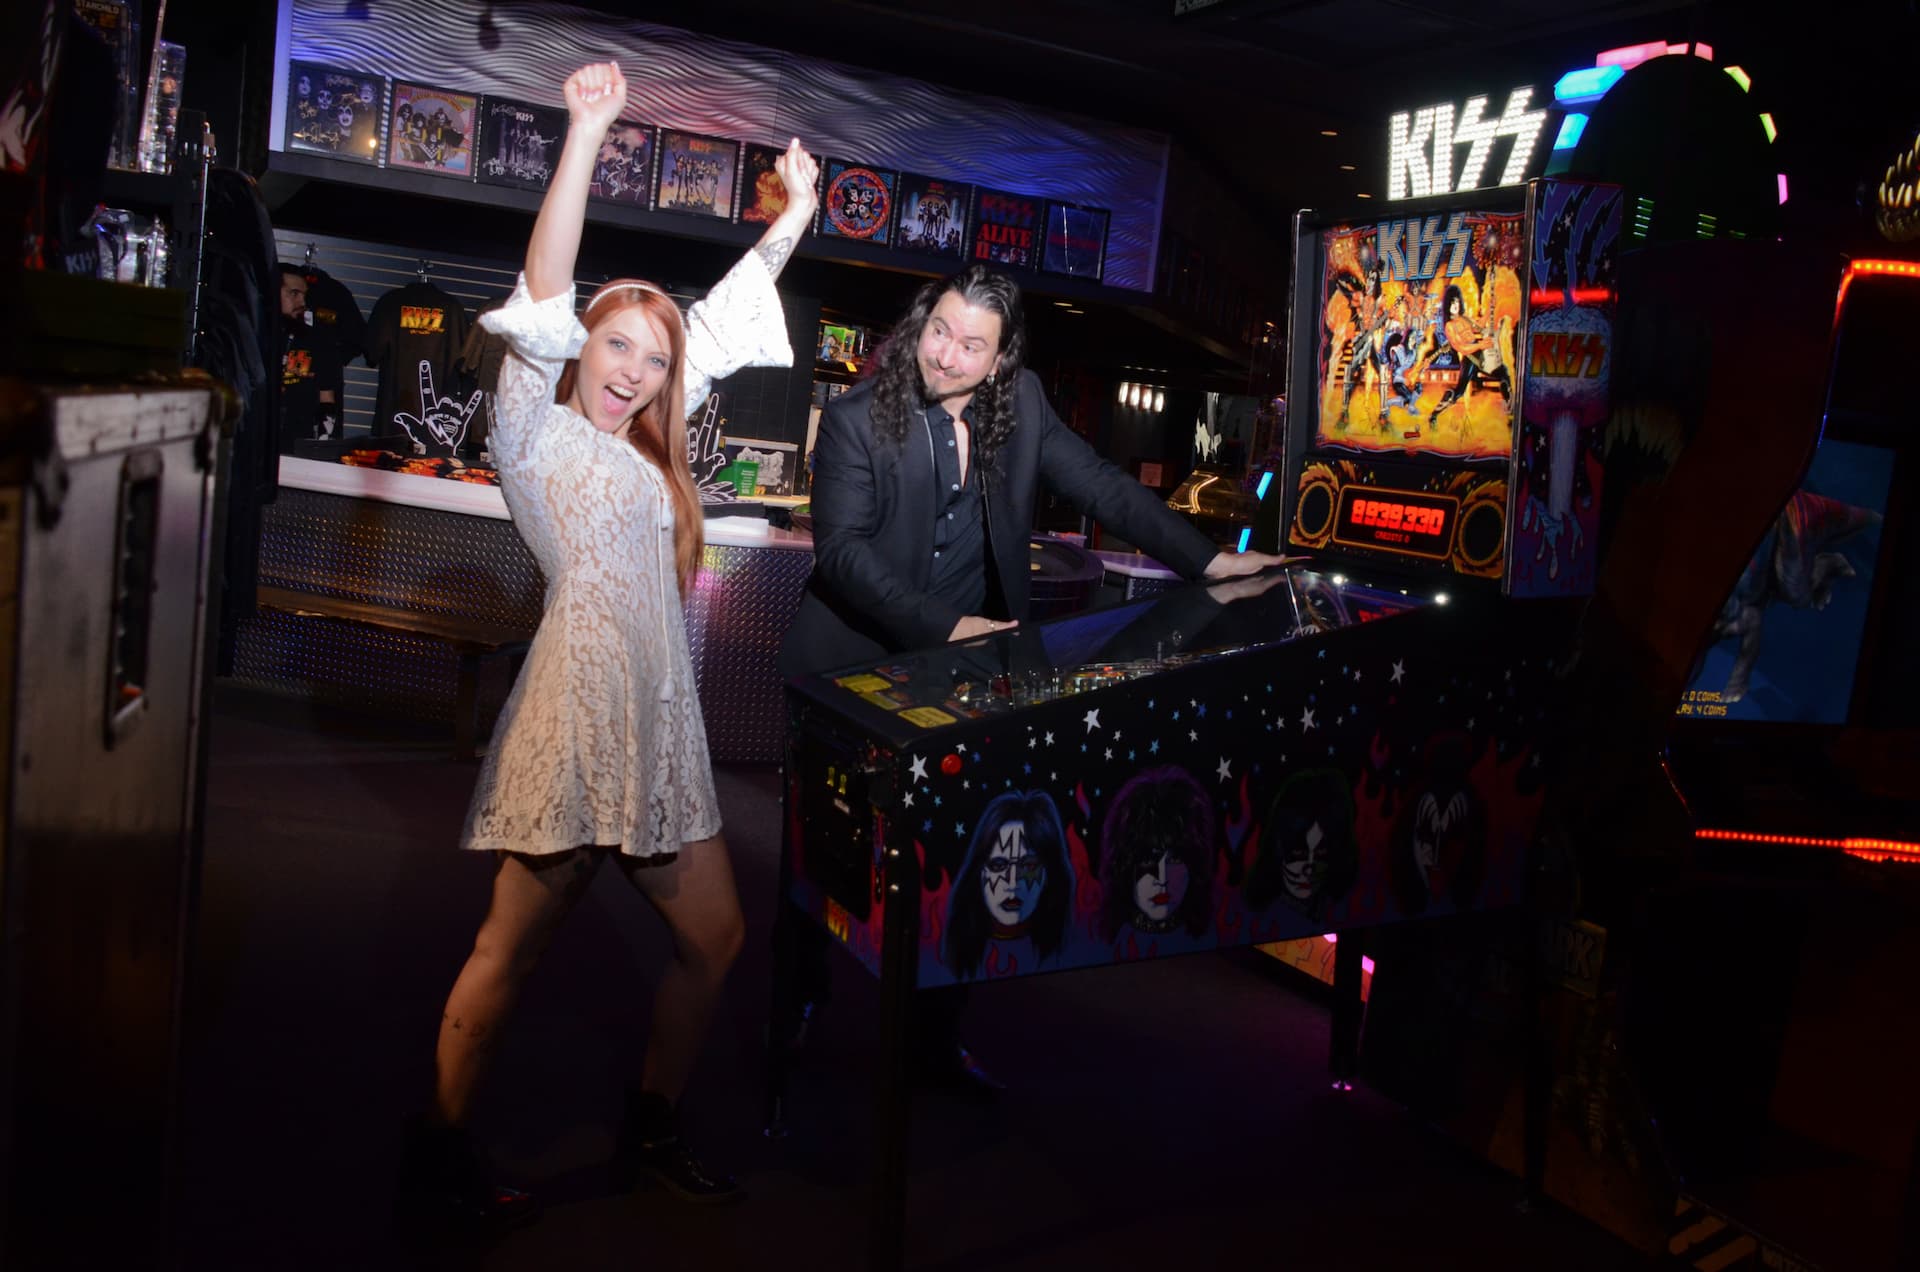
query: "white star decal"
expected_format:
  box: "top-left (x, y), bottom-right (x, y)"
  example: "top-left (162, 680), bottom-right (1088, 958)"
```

top-left (956, 742), bottom-right (968, 753)
top-left (902, 792), bottom-right (915, 808)
top-left (1216, 756), bottom-right (1232, 782)
top-left (1390, 660), bottom-right (1406, 684)
top-left (1083, 709), bottom-right (1102, 733)
top-left (1044, 731), bottom-right (1055, 746)
top-left (1300, 707), bottom-right (1318, 731)
top-left (1029, 736), bottom-right (1038, 749)
top-left (1113, 729), bottom-right (1123, 742)
top-left (1104, 747), bottom-right (1114, 760)
top-left (1188, 729), bottom-right (1198, 742)
top-left (1353, 668), bottom-right (1362, 682)
top-left (909, 755), bottom-right (928, 782)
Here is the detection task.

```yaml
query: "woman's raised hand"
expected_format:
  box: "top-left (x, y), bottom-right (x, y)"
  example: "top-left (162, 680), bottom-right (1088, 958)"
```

top-left (772, 138), bottom-right (820, 229)
top-left (563, 63), bottom-right (628, 133)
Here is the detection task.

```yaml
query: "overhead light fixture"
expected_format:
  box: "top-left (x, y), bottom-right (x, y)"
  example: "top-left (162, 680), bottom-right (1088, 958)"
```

top-left (1129, 384), bottom-right (1143, 408)
top-left (1320, 129), bottom-right (1339, 137)
top-left (1065, 308), bottom-right (1084, 315)
top-left (1118, 382), bottom-right (1129, 405)
top-left (1153, 390), bottom-right (1165, 412)
top-left (1338, 163), bottom-right (1356, 171)
top-left (1054, 300), bottom-right (1073, 307)
top-left (1356, 192), bottom-right (1373, 199)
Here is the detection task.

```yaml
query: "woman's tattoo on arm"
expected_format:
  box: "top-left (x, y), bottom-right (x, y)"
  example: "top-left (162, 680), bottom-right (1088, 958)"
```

top-left (756, 236), bottom-right (795, 278)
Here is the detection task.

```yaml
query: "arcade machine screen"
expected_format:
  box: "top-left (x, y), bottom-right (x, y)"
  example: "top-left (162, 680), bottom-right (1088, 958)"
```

top-left (1675, 438), bottom-right (1893, 725)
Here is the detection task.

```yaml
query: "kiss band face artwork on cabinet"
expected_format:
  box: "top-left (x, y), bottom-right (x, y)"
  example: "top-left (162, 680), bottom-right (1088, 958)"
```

top-left (786, 572), bottom-right (1560, 987)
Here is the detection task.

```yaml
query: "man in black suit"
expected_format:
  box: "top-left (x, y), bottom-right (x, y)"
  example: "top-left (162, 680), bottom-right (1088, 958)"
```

top-left (776, 264), bottom-right (1283, 1089)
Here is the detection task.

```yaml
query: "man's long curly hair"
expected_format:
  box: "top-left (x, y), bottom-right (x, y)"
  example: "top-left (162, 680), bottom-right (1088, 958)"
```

top-left (867, 265), bottom-right (1028, 480)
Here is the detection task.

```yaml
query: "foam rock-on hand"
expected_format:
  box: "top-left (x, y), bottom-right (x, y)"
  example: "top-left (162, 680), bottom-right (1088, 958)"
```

top-left (563, 62), bottom-right (627, 132)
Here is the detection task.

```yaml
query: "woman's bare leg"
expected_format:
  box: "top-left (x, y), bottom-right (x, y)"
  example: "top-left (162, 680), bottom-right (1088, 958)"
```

top-left (432, 849), bottom-right (602, 1126)
top-left (616, 836), bottom-right (746, 1102)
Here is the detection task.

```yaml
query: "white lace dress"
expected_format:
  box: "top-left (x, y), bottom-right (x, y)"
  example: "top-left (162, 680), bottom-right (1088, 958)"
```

top-left (460, 253), bottom-right (792, 857)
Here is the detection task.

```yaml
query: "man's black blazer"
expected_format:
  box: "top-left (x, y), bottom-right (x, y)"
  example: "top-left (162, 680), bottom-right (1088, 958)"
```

top-left (778, 369), bottom-right (1218, 679)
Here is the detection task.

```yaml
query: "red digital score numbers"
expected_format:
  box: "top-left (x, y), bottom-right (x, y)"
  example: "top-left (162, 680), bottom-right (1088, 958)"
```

top-left (1332, 488), bottom-right (1456, 558)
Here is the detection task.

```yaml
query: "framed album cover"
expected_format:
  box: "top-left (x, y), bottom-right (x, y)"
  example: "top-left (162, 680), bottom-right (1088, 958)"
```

top-left (285, 62), bottom-right (384, 164)
top-left (652, 129), bottom-right (741, 219)
top-left (588, 119), bottom-right (655, 206)
top-left (738, 143), bottom-right (791, 226)
top-left (1041, 202), bottom-right (1110, 282)
top-left (819, 160), bottom-right (899, 245)
top-left (387, 81), bottom-right (477, 177)
top-left (894, 174), bottom-right (970, 259)
top-left (477, 97), bottom-right (567, 191)
top-left (970, 186), bottom-right (1041, 270)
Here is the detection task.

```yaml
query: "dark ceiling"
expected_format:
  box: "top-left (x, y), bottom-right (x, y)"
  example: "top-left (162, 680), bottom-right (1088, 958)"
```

top-left (579, 0), bottom-right (1920, 383)
top-left (594, 0), bottom-right (1920, 235)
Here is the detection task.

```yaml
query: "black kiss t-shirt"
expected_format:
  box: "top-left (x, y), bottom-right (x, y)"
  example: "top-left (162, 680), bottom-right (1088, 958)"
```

top-left (364, 280), bottom-right (473, 454)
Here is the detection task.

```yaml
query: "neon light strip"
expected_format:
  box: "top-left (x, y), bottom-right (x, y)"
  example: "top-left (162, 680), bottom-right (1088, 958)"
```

top-left (1237, 527), bottom-right (1252, 553)
top-left (1255, 470), bottom-right (1274, 500)
top-left (1835, 257), bottom-right (1920, 318)
top-left (1595, 40), bottom-right (1669, 70)
top-left (1725, 65), bottom-right (1752, 92)
top-left (1529, 286), bottom-right (1615, 305)
top-left (1555, 65), bottom-right (1624, 105)
top-left (1554, 113), bottom-right (1589, 150)
top-left (1760, 112), bottom-right (1777, 143)
top-left (1695, 829), bottom-right (1920, 864)
top-left (1778, 172), bottom-right (1789, 205)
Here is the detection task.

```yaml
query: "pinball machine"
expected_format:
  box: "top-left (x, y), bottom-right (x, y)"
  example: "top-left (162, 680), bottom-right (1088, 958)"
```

top-left (770, 179), bottom-right (1628, 1271)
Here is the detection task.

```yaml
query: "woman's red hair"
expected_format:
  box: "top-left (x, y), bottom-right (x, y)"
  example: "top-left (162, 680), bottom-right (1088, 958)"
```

top-left (555, 280), bottom-right (704, 596)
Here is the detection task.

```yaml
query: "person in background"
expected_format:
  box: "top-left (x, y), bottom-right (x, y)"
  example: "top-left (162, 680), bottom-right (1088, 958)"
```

top-left (400, 61), bottom-right (819, 1228)
top-left (276, 263), bottom-right (342, 442)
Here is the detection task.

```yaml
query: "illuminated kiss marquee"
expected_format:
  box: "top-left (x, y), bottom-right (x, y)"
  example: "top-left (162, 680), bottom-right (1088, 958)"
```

top-left (1387, 88), bottom-right (1551, 200)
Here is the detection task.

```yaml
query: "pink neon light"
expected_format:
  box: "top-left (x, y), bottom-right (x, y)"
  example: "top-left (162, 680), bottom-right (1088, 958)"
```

top-left (1666, 42), bottom-right (1689, 56)
top-left (1596, 40), bottom-right (1669, 70)
top-left (1317, 933), bottom-right (1379, 977)
top-left (1778, 172), bottom-right (1789, 204)
top-left (1693, 42), bottom-right (1713, 59)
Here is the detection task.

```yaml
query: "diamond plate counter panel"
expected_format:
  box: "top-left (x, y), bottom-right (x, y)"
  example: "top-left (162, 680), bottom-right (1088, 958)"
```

top-left (232, 489), bottom-right (811, 763)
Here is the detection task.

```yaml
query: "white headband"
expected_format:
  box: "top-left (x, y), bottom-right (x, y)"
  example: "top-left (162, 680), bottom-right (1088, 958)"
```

top-left (585, 279), bottom-right (681, 327)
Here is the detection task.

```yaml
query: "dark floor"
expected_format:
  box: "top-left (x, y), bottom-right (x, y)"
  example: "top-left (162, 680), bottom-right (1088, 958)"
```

top-left (181, 685), bottom-right (1655, 1271)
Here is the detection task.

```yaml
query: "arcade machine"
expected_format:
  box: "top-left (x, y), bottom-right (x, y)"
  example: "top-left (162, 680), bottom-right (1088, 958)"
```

top-left (768, 178), bottom-right (1623, 1272)
top-left (1645, 256), bottom-right (1920, 1272)
top-left (1254, 176), bottom-right (1619, 1002)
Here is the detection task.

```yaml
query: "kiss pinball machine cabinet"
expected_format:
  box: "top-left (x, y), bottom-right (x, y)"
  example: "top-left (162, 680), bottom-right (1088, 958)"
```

top-left (774, 563), bottom-right (1578, 1270)
top-left (1275, 179), bottom-right (1620, 600)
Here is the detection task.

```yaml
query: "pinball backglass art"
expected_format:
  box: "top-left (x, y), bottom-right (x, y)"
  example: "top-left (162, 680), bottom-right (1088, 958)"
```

top-left (1316, 209), bottom-right (1525, 462)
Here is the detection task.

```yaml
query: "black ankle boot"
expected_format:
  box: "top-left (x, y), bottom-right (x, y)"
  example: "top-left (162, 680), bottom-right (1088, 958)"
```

top-left (396, 1116), bottom-right (539, 1234)
top-left (616, 1089), bottom-right (744, 1204)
